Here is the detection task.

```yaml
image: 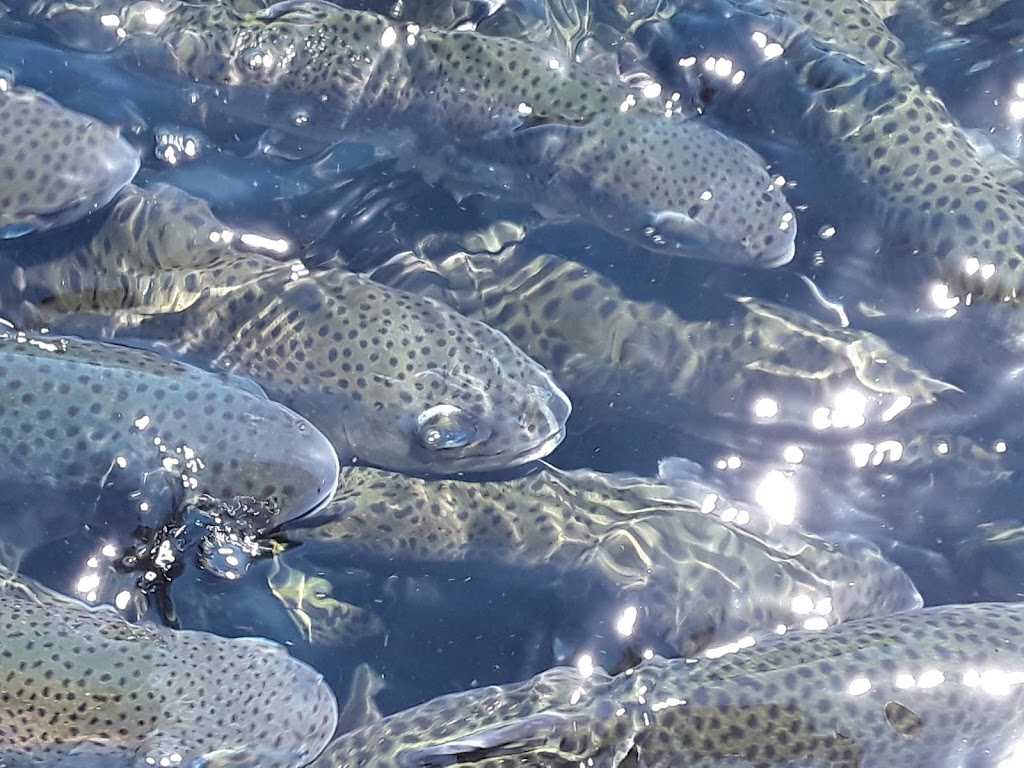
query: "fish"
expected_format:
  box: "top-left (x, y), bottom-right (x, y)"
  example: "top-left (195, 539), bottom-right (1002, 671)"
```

top-left (663, 0), bottom-right (1024, 302)
top-left (0, 80), bottom-right (139, 238)
top-left (276, 463), bottom-right (921, 658)
top-left (9, 182), bottom-right (300, 320)
top-left (0, 563), bottom-right (338, 767)
top-left (0, 327), bottom-right (340, 545)
top-left (313, 602), bottom-right (1024, 767)
top-left (20, 0), bottom-right (796, 266)
top-left (7, 183), bottom-right (571, 474)
top-left (371, 243), bottom-right (953, 434)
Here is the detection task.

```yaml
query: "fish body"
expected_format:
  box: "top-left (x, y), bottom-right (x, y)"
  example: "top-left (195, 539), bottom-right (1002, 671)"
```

top-left (315, 602), bottom-right (1024, 767)
top-left (0, 565), bottom-right (338, 767)
top-left (0, 82), bottom-right (139, 237)
top-left (46, 0), bottom-right (796, 265)
top-left (281, 463), bottom-right (921, 656)
top-left (10, 183), bottom-right (571, 474)
top-left (11, 182), bottom-right (295, 320)
top-left (0, 328), bottom-right (339, 536)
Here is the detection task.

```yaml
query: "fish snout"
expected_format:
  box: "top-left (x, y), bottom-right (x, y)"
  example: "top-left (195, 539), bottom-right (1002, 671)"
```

top-left (504, 379), bottom-right (573, 465)
top-left (237, 414), bottom-right (341, 523)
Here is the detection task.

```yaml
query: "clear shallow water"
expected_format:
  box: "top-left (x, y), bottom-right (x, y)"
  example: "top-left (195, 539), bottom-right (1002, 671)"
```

top-left (3, 0), bottom-right (1024, 741)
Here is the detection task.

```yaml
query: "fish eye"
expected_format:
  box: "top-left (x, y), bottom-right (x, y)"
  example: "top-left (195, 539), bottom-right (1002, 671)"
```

top-left (416, 404), bottom-right (478, 450)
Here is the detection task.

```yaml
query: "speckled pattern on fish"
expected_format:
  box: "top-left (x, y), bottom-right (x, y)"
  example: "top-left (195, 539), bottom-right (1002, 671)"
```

top-left (314, 603), bottom-right (1024, 767)
top-left (0, 564), bottom-right (338, 767)
top-left (0, 329), bottom-right (339, 526)
top-left (720, 0), bottom-right (1024, 300)
top-left (0, 82), bottom-right (139, 237)
top-left (92, 0), bottom-right (795, 265)
top-left (279, 464), bottom-right (921, 655)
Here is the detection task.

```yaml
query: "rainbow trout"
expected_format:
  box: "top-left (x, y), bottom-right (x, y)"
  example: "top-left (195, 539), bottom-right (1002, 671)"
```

top-left (682, 0), bottom-right (1024, 302)
top-left (278, 463), bottom-right (921, 657)
top-left (7, 183), bottom-right (571, 474)
top-left (0, 327), bottom-right (340, 541)
top-left (11, 0), bottom-right (796, 266)
top-left (0, 80), bottom-right (138, 237)
top-left (0, 564), bottom-right (338, 767)
top-left (315, 602), bottom-right (1024, 767)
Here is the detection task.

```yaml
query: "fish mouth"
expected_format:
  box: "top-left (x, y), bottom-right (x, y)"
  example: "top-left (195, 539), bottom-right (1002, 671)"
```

top-left (755, 230), bottom-right (797, 268)
top-left (643, 209), bottom-right (797, 268)
top-left (427, 424), bottom-right (567, 474)
top-left (513, 421), bottom-right (569, 465)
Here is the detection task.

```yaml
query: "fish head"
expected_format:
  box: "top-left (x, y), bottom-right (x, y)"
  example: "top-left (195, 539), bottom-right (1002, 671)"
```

top-left (0, 334), bottom-right (339, 538)
top-left (152, 632), bottom-right (339, 767)
top-left (314, 276), bottom-right (571, 474)
top-left (0, 84), bottom-right (139, 238)
top-left (192, 387), bottom-right (342, 523)
top-left (567, 112), bottom-right (797, 267)
top-left (640, 117), bottom-right (797, 267)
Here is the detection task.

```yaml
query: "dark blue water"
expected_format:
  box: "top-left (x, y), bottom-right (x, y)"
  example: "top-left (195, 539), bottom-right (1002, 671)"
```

top-left (4, 0), bottom-right (1024, 722)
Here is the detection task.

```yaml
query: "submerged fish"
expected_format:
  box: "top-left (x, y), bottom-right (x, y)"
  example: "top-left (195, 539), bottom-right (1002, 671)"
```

top-left (680, 0), bottom-right (1024, 301)
top-left (19, 0), bottom-right (796, 266)
top-left (276, 463), bottom-right (921, 657)
top-left (315, 602), bottom-right (1024, 767)
top-left (0, 81), bottom-right (139, 237)
top-left (0, 564), bottom-right (338, 767)
top-left (0, 328), bottom-right (339, 542)
top-left (372, 243), bottom-right (953, 434)
top-left (8, 183), bottom-right (571, 474)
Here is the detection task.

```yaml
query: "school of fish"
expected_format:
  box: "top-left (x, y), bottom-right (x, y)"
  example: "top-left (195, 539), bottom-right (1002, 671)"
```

top-left (0, 0), bottom-right (1022, 765)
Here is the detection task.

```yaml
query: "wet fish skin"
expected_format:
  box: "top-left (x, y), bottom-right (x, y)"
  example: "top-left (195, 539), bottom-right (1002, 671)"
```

top-left (314, 602), bottom-right (1024, 767)
top-left (11, 183), bottom-right (296, 320)
top-left (0, 83), bottom-right (139, 237)
top-left (710, 0), bottom-right (1024, 300)
top-left (282, 463), bottom-right (921, 655)
top-left (0, 329), bottom-right (340, 533)
top-left (99, 0), bottom-right (794, 265)
top-left (0, 565), bottom-right (338, 767)
top-left (12, 183), bottom-right (571, 474)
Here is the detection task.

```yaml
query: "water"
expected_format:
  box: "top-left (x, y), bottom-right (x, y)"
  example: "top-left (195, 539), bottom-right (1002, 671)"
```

top-left (2, 0), bottom-right (1024, 760)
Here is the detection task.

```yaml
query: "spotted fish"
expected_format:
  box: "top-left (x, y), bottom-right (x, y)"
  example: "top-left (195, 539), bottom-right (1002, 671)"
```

top-left (277, 463), bottom-right (921, 657)
top-left (372, 243), bottom-right (953, 434)
top-left (666, 0), bottom-right (1024, 302)
top-left (24, 0), bottom-right (796, 266)
top-left (0, 564), bottom-right (338, 767)
top-left (0, 81), bottom-right (139, 238)
top-left (7, 183), bottom-right (571, 474)
top-left (0, 327), bottom-right (339, 543)
top-left (314, 602), bottom-right (1024, 767)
